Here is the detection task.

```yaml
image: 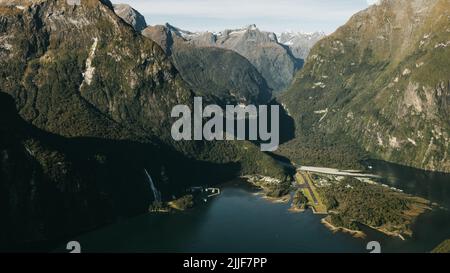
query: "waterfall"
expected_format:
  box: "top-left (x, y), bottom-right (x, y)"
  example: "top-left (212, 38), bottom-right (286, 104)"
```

top-left (144, 169), bottom-right (161, 203)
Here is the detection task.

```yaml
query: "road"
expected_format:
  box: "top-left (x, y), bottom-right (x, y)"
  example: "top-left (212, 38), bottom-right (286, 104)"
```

top-left (297, 172), bottom-right (319, 205)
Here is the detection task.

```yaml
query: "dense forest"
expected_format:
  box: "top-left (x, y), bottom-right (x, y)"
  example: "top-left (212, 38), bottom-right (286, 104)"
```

top-left (292, 190), bottom-right (309, 210)
top-left (276, 133), bottom-right (367, 169)
top-left (317, 177), bottom-right (431, 235)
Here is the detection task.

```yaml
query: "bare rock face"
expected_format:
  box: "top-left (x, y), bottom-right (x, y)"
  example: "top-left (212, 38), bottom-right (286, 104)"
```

top-left (143, 24), bottom-right (272, 104)
top-left (0, 0), bottom-right (190, 248)
top-left (113, 3), bottom-right (147, 32)
top-left (181, 25), bottom-right (304, 93)
top-left (0, 0), bottom-right (189, 141)
top-left (142, 24), bottom-right (174, 54)
top-left (278, 31), bottom-right (326, 60)
top-left (0, 0), bottom-right (285, 248)
top-left (282, 0), bottom-right (450, 172)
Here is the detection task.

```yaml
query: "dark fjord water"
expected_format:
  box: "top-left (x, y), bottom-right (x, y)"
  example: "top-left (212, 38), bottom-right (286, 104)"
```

top-left (57, 161), bottom-right (450, 253)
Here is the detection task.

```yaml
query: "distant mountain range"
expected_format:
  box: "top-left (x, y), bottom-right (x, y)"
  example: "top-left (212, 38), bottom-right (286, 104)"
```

top-left (112, 4), bottom-right (323, 94)
top-left (142, 24), bottom-right (272, 105)
top-left (179, 24), bottom-right (303, 93)
top-left (0, 0), bottom-right (286, 248)
top-left (1, 0), bottom-right (448, 251)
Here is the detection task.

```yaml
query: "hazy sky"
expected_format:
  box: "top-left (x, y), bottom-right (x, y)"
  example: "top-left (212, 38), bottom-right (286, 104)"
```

top-left (113, 0), bottom-right (376, 34)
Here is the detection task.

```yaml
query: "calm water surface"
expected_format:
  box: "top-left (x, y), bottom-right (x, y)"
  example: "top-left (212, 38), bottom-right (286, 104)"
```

top-left (57, 161), bottom-right (450, 253)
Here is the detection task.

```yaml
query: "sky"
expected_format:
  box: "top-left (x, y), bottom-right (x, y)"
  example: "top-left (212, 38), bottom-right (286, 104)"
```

top-left (112, 0), bottom-right (377, 34)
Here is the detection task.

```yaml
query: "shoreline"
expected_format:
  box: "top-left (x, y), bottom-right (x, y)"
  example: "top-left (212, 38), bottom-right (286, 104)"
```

top-left (367, 225), bottom-right (407, 241)
top-left (170, 175), bottom-right (431, 242)
top-left (289, 205), bottom-right (306, 213)
top-left (321, 218), bottom-right (366, 239)
top-left (243, 175), bottom-right (291, 204)
top-left (253, 191), bottom-right (291, 204)
top-left (321, 218), bottom-right (416, 241)
top-left (262, 194), bottom-right (291, 204)
top-left (247, 173), bottom-right (418, 240)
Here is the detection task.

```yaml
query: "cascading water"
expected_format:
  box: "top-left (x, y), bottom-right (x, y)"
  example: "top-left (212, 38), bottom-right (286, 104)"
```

top-left (144, 169), bottom-right (162, 203)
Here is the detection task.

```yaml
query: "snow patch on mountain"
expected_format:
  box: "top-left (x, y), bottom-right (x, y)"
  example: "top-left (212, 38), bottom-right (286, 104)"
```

top-left (277, 31), bottom-right (326, 59)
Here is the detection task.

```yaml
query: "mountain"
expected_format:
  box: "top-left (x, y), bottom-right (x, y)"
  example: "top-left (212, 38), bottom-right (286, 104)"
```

top-left (142, 24), bottom-right (272, 105)
top-left (278, 31), bottom-right (326, 60)
top-left (181, 24), bottom-right (304, 93)
top-left (0, 0), bottom-right (286, 248)
top-left (281, 0), bottom-right (450, 172)
top-left (113, 3), bottom-right (147, 32)
top-left (0, 91), bottom-right (167, 249)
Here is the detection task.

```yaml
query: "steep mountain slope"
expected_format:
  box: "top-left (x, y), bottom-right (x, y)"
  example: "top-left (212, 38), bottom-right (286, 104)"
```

top-left (278, 31), bottom-right (326, 60)
top-left (184, 25), bottom-right (303, 93)
top-left (0, 0), bottom-right (286, 248)
top-left (142, 24), bottom-right (272, 104)
top-left (0, 90), bottom-right (251, 250)
top-left (281, 0), bottom-right (450, 172)
top-left (113, 3), bottom-right (147, 32)
top-left (0, 91), bottom-right (161, 249)
top-left (1, 0), bottom-right (183, 140)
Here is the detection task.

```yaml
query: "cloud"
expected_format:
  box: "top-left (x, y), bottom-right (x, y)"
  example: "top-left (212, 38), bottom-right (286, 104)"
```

top-left (113, 0), bottom-right (369, 33)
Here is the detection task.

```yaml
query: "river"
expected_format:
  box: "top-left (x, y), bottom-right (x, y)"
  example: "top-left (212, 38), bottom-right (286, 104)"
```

top-left (55, 161), bottom-right (450, 253)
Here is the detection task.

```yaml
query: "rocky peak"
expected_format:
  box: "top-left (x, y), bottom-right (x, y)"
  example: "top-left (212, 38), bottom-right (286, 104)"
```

top-left (164, 23), bottom-right (197, 39)
top-left (113, 3), bottom-right (147, 32)
top-left (181, 24), bottom-right (303, 93)
top-left (0, 0), bottom-right (186, 140)
top-left (214, 24), bottom-right (278, 45)
top-left (142, 24), bottom-right (272, 104)
top-left (0, 0), bottom-right (288, 249)
top-left (277, 31), bottom-right (326, 59)
top-left (143, 20), bottom-right (307, 93)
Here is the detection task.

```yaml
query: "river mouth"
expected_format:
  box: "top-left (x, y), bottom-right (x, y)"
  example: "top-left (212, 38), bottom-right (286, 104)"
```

top-left (54, 161), bottom-right (450, 253)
